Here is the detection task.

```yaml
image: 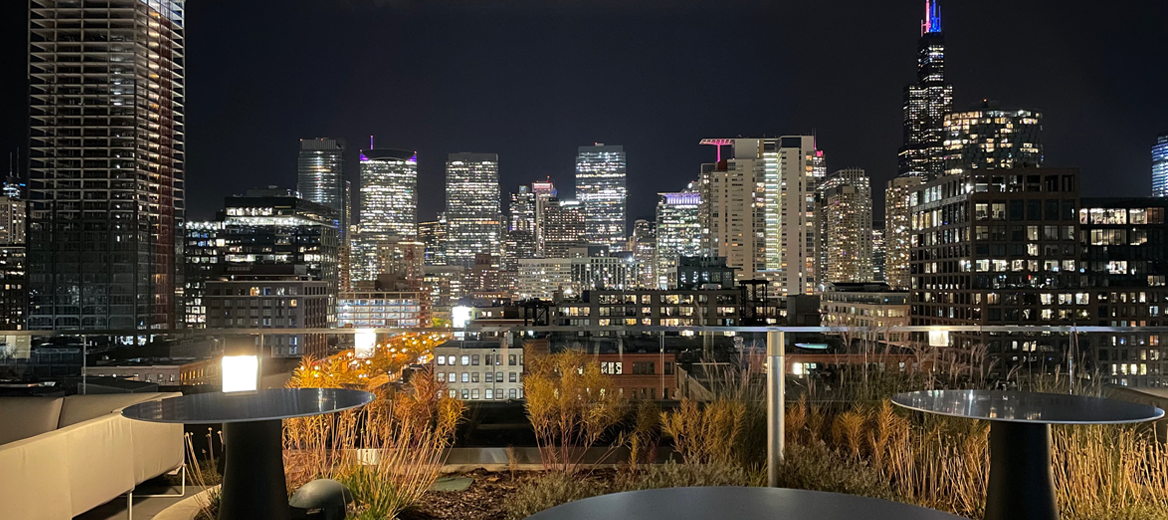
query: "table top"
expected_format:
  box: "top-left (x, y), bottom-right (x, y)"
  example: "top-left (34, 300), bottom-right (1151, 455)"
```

top-left (523, 487), bottom-right (967, 520)
top-left (121, 387), bottom-right (375, 424)
top-left (892, 390), bottom-right (1164, 424)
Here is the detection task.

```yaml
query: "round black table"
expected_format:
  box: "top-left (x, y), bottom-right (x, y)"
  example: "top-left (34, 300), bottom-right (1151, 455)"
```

top-left (892, 390), bottom-right (1164, 520)
top-left (523, 487), bottom-right (968, 520)
top-left (122, 388), bottom-right (374, 520)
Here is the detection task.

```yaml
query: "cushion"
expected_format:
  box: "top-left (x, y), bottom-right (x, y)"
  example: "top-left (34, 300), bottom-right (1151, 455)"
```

top-left (0, 397), bottom-right (64, 445)
top-left (58, 392), bottom-right (170, 428)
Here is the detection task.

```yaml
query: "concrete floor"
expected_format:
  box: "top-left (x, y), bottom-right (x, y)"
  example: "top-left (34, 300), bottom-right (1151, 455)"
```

top-left (76, 483), bottom-right (208, 520)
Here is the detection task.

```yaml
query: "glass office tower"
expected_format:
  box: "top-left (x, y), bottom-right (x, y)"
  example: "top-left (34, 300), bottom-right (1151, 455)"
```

top-left (898, 0), bottom-right (953, 179)
top-left (575, 144), bottom-right (627, 251)
top-left (359, 149), bottom-right (417, 238)
top-left (444, 153), bottom-right (501, 267)
top-left (28, 0), bottom-right (186, 329)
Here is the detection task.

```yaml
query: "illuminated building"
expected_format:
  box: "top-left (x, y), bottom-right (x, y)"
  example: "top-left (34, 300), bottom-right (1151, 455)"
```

top-left (517, 258), bottom-right (573, 300)
top-left (503, 185), bottom-right (539, 291)
top-left (1079, 198), bottom-right (1168, 387)
top-left (531, 180), bottom-right (558, 255)
top-left (942, 101), bottom-right (1043, 176)
top-left (884, 176), bottom-right (926, 290)
top-left (872, 222), bottom-right (886, 283)
top-left (631, 219), bottom-right (656, 288)
top-left (898, 0), bottom-right (953, 178)
top-left (349, 235), bottom-right (425, 291)
top-left (422, 265), bottom-right (465, 322)
top-left (28, 0), bottom-right (185, 329)
top-left (910, 168), bottom-right (1082, 372)
top-left (433, 339), bottom-right (525, 401)
top-left (576, 144), bottom-right (627, 250)
top-left (181, 189), bottom-right (340, 328)
top-left (655, 186), bottom-right (702, 289)
top-left (204, 265), bottom-right (329, 358)
top-left (445, 153), bottom-right (502, 267)
top-left (541, 199), bottom-right (586, 258)
top-left (338, 290), bottom-right (429, 328)
top-left (1154, 134), bottom-right (1168, 197)
top-left (297, 138), bottom-right (347, 237)
top-left (419, 216), bottom-right (447, 266)
top-left (360, 149), bottom-right (417, 238)
top-left (820, 283), bottom-right (909, 346)
top-left (820, 169), bottom-right (873, 283)
top-left (0, 195), bottom-right (26, 330)
top-left (699, 137), bottom-right (824, 295)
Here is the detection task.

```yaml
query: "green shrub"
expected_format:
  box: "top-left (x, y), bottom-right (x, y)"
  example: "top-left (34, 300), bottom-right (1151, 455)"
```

top-left (774, 443), bottom-right (896, 501)
top-left (505, 472), bottom-right (611, 520)
top-left (618, 461), bottom-right (761, 490)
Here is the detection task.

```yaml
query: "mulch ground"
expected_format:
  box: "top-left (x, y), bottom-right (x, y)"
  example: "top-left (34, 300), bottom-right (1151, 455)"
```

top-left (404, 470), bottom-right (534, 520)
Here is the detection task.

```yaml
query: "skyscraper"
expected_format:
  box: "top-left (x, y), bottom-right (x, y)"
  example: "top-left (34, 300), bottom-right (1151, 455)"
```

top-left (297, 138), bottom-right (347, 232)
top-left (445, 153), bottom-right (502, 267)
top-left (898, 0), bottom-right (953, 178)
top-left (531, 180), bottom-right (558, 256)
top-left (419, 217), bottom-right (448, 266)
top-left (872, 222), bottom-right (886, 283)
top-left (576, 144), bottom-right (627, 250)
top-left (699, 137), bottom-right (825, 295)
top-left (942, 102), bottom-right (1043, 176)
top-left (359, 149), bottom-right (417, 238)
top-left (885, 176), bottom-right (926, 290)
top-left (28, 0), bottom-right (185, 330)
top-left (542, 199), bottom-right (586, 258)
top-left (631, 219), bottom-right (656, 288)
top-left (655, 186), bottom-right (702, 289)
top-left (821, 169), bottom-right (873, 283)
top-left (1154, 134), bottom-right (1168, 197)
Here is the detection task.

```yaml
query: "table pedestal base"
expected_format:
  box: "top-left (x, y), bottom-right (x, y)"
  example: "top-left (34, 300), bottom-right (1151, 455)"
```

top-left (986, 421), bottom-right (1057, 520)
top-left (220, 419), bottom-right (289, 520)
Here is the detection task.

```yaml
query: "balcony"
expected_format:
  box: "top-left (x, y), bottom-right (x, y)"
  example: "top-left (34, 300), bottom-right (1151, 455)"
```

top-left (2, 325), bottom-right (1167, 520)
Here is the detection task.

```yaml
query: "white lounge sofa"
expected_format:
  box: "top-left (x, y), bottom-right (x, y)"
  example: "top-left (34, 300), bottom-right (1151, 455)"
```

top-left (0, 392), bottom-right (184, 520)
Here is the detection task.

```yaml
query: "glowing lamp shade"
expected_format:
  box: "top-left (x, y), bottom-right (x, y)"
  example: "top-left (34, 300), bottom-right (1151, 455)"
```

top-left (928, 330), bottom-right (950, 347)
top-left (452, 306), bottom-right (473, 329)
top-left (355, 329), bottom-right (376, 359)
top-left (221, 355), bottom-right (259, 393)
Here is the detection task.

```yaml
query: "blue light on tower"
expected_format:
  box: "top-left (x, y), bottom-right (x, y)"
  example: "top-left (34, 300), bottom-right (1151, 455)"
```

top-left (922, 0), bottom-right (942, 35)
top-left (1154, 134), bottom-right (1168, 197)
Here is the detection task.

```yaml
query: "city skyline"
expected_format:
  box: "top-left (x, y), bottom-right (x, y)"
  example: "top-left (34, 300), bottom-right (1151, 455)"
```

top-left (1, 1), bottom-right (1165, 225)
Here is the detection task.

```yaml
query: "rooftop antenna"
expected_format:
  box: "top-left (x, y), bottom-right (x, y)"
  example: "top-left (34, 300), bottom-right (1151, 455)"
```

top-left (369, 135), bottom-right (374, 149)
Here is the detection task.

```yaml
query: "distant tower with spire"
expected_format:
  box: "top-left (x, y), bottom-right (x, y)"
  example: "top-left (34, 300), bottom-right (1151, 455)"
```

top-left (897, 0), bottom-right (953, 178)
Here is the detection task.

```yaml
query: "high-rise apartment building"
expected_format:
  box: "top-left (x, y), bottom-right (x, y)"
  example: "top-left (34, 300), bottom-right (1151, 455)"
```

top-left (542, 199), bottom-right (586, 258)
top-left (898, 0), bottom-right (953, 178)
top-left (182, 189), bottom-right (340, 328)
top-left (655, 187), bottom-right (701, 289)
top-left (28, 0), bottom-right (186, 330)
top-left (576, 144), bottom-right (627, 250)
top-left (910, 168), bottom-right (1081, 372)
top-left (360, 149), bottom-right (417, 238)
top-left (942, 102), bottom-right (1043, 176)
top-left (531, 180), bottom-right (558, 255)
top-left (1154, 134), bottom-right (1168, 197)
top-left (872, 222), bottom-right (886, 283)
top-left (885, 176), bottom-right (926, 290)
top-left (821, 169), bottom-right (873, 283)
top-left (297, 138), bottom-right (347, 234)
top-left (1079, 198), bottom-right (1168, 387)
top-left (699, 137), bottom-right (824, 295)
top-left (419, 217), bottom-right (447, 266)
top-left (0, 195), bottom-right (26, 330)
top-left (445, 153), bottom-right (502, 267)
top-left (631, 219), bottom-right (656, 288)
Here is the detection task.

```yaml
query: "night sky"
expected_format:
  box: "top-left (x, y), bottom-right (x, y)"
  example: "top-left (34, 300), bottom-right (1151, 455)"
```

top-left (1, 0), bottom-right (1166, 223)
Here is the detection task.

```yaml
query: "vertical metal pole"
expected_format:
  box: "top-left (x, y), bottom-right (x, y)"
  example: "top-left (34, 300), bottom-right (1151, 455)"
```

top-left (767, 330), bottom-right (785, 487)
top-left (81, 335), bottom-right (87, 395)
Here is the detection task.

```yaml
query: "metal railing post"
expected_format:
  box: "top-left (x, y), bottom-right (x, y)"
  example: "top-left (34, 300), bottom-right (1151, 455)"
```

top-left (767, 330), bottom-right (785, 487)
